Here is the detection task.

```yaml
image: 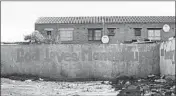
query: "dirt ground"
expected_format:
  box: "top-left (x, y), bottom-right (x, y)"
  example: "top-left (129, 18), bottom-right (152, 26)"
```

top-left (1, 78), bottom-right (119, 96)
top-left (1, 74), bottom-right (175, 96)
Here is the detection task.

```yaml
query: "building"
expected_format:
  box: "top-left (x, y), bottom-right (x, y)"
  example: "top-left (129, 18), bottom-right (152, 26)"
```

top-left (35, 16), bottom-right (175, 44)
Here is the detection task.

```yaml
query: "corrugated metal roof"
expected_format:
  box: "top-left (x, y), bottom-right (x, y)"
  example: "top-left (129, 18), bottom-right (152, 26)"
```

top-left (35, 16), bottom-right (175, 24)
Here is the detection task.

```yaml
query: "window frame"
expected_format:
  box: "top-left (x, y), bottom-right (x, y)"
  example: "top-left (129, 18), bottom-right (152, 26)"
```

top-left (46, 31), bottom-right (52, 39)
top-left (59, 28), bottom-right (74, 41)
top-left (107, 28), bottom-right (116, 36)
top-left (47, 31), bottom-right (52, 36)
top-left (134, 28), bottom-right (142, 36)
top-left (44, 28), bottom-right (54, 39)
top-left (88, 28), bottom-right (102, 41)
top-left (147, 28), bottom-right (161, 40)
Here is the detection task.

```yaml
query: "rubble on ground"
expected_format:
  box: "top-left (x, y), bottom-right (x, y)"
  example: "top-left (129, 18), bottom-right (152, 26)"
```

top-left (112, 75), bottom-right (175, 96)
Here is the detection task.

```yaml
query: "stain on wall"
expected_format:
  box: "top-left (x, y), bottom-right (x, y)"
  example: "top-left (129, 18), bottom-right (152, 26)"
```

top-left (1, 44), bottom-right (160, 80)
top-left (160, 38), bottom-right (175, 79)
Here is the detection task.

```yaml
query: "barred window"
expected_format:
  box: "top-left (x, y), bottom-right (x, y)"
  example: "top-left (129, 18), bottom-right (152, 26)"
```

top-left (88, 28), bottom-right (102, 41)
top-left (59, 28), bottom-right (74, 41)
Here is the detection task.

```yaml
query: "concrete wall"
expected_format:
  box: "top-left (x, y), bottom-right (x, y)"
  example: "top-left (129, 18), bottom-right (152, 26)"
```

top-left (160, 38), bottom-right (175, 79)
top-left (1, 44), bottom-right (160, 80)
top-left (35, 23), bottom-right (175, 44)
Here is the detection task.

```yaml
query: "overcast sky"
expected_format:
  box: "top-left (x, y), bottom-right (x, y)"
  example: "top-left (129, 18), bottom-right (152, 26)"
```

top-left (1, 1), bottom-right (175, 42)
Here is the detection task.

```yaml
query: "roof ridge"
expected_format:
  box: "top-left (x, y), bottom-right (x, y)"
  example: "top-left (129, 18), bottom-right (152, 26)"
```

top-left (35, 16), bottom-right (175, 24)
top-left (37, 16), bottom-right (175, 18)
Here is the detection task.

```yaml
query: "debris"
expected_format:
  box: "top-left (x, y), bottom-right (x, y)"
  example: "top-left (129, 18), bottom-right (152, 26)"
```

top-left (141, 85), bottom-right (150, 91)
top-left (168, 37), bottom-right (174, 40)
top-left (147, 74), bottom-right (155, 78)
top-left (39, 78), bottom-right (44, 81)
top-left (123, 81), bottom-right (131, 88)
top-left (170, 85), bottom-right (175, 90)
top-left (2, 74), bottom-right (175, 96)
top-left (151, 88), bottom-right (158, 92)
top-left (154, 79), bottom-right (166, 83)
top-left (147, 74), bottom-right (159, 82)
top-left (138, 79), bottom-right (146, 82)
top-left (165, 91), bottom-right (172, 96)
top-left (137, 79), bottom-right (141, 82)
top-left (127, 85), bottom-right (138, 90)
top-left (104, 81), bottom-right (110, 84)
top-left (171, 93), bottom-right (175, 96)
top-left (111, 75), bottom-right (175, 96)
top-left (122, 87), bottom-right (125, 89)
top-left (125, 81), bottom-right (131, 86)
top-left (117, 89), bottom-right (141, 96)
top-left (25, 79), bottom-right (32, 82)
top-left (160, 75), bottom-right (165, 79)
top-left (12, 80), bottom-right (15, 83)
top-left (101, 81), bottom-right (110, 85)
top-left (119, 80), bottom-right (124, 84)
top-left (170, 85), bottom-right (176, 93)
top-left (144, 92), bottom-right (153, 96)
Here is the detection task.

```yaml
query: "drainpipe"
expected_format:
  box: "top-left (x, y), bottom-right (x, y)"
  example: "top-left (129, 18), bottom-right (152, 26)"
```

top-left (102, 18), bottom-right (105, 36)
top-left (56, 24), bottom-right (61, 44)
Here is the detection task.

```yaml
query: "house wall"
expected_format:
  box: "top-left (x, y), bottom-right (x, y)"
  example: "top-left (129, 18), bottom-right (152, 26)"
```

top-left (160, 38), bottom-right (175, 79)
top-left (1, 44), bottom-right (160, 80)
top-left (35, 23), bottom-right (175, 44)
top-left (35, 24), bottom-right (58, 41)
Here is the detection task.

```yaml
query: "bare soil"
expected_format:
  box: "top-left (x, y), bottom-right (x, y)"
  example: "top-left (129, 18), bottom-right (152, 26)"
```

top-left (1, 74), bottom-right (175, 96)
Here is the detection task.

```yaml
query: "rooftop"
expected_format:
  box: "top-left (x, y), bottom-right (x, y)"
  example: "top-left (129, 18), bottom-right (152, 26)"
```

top-left (35, 16), bottom-right (175, 24)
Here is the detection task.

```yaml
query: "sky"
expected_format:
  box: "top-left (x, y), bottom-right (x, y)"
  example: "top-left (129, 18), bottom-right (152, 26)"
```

top-left (1, 1), bottom-right (175, 42)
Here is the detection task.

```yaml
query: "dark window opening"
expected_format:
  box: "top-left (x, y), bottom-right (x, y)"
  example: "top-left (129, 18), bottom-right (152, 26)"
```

top-left (88, 28), bottom-right (102, 41)
top-left (134, 28), bottom-right (142, 36)
top-left (108, 28), bottom-right (116, 36)
top-left (47, 31), bottom-right (51, 36)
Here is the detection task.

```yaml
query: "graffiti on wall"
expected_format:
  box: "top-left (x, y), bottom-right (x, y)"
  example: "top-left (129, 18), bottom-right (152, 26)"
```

top-left (16, 46), bottom-right (139, 63)
top-left (160, 39), bottom-right (175, 64)
top-left (1, 44), bottom-right (160, 79)
top-left (161, 49), bottom-right (175, 64)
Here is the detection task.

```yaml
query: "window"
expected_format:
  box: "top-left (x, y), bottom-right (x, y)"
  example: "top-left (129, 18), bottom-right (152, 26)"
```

top-left (46, 31), bottom-right (52, 39)
top-left (47, 31), bottom-right (51, 36)
top-left (148, 28), bottom-right (161, 40)
top-left (59, 28), bottom-right (74, 41)
top-left (44, 28), bottom-right (53, 39)
top-left (108, 28), bottom-right (116, 36)
top-left (134, 28), bottom-right (142, 36)
top-left (88, 28), bottom-right (102, 41)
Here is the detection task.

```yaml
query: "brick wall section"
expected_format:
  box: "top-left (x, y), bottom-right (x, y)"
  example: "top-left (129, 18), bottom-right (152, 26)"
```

top-left (35, 23), bottom-right (175, 44)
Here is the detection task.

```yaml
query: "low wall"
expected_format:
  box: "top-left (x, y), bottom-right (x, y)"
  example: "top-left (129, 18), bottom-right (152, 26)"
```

top-left (1, 44), bottom-right (160, 80)
top-left (160, 39), bottom-right (175, 79)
